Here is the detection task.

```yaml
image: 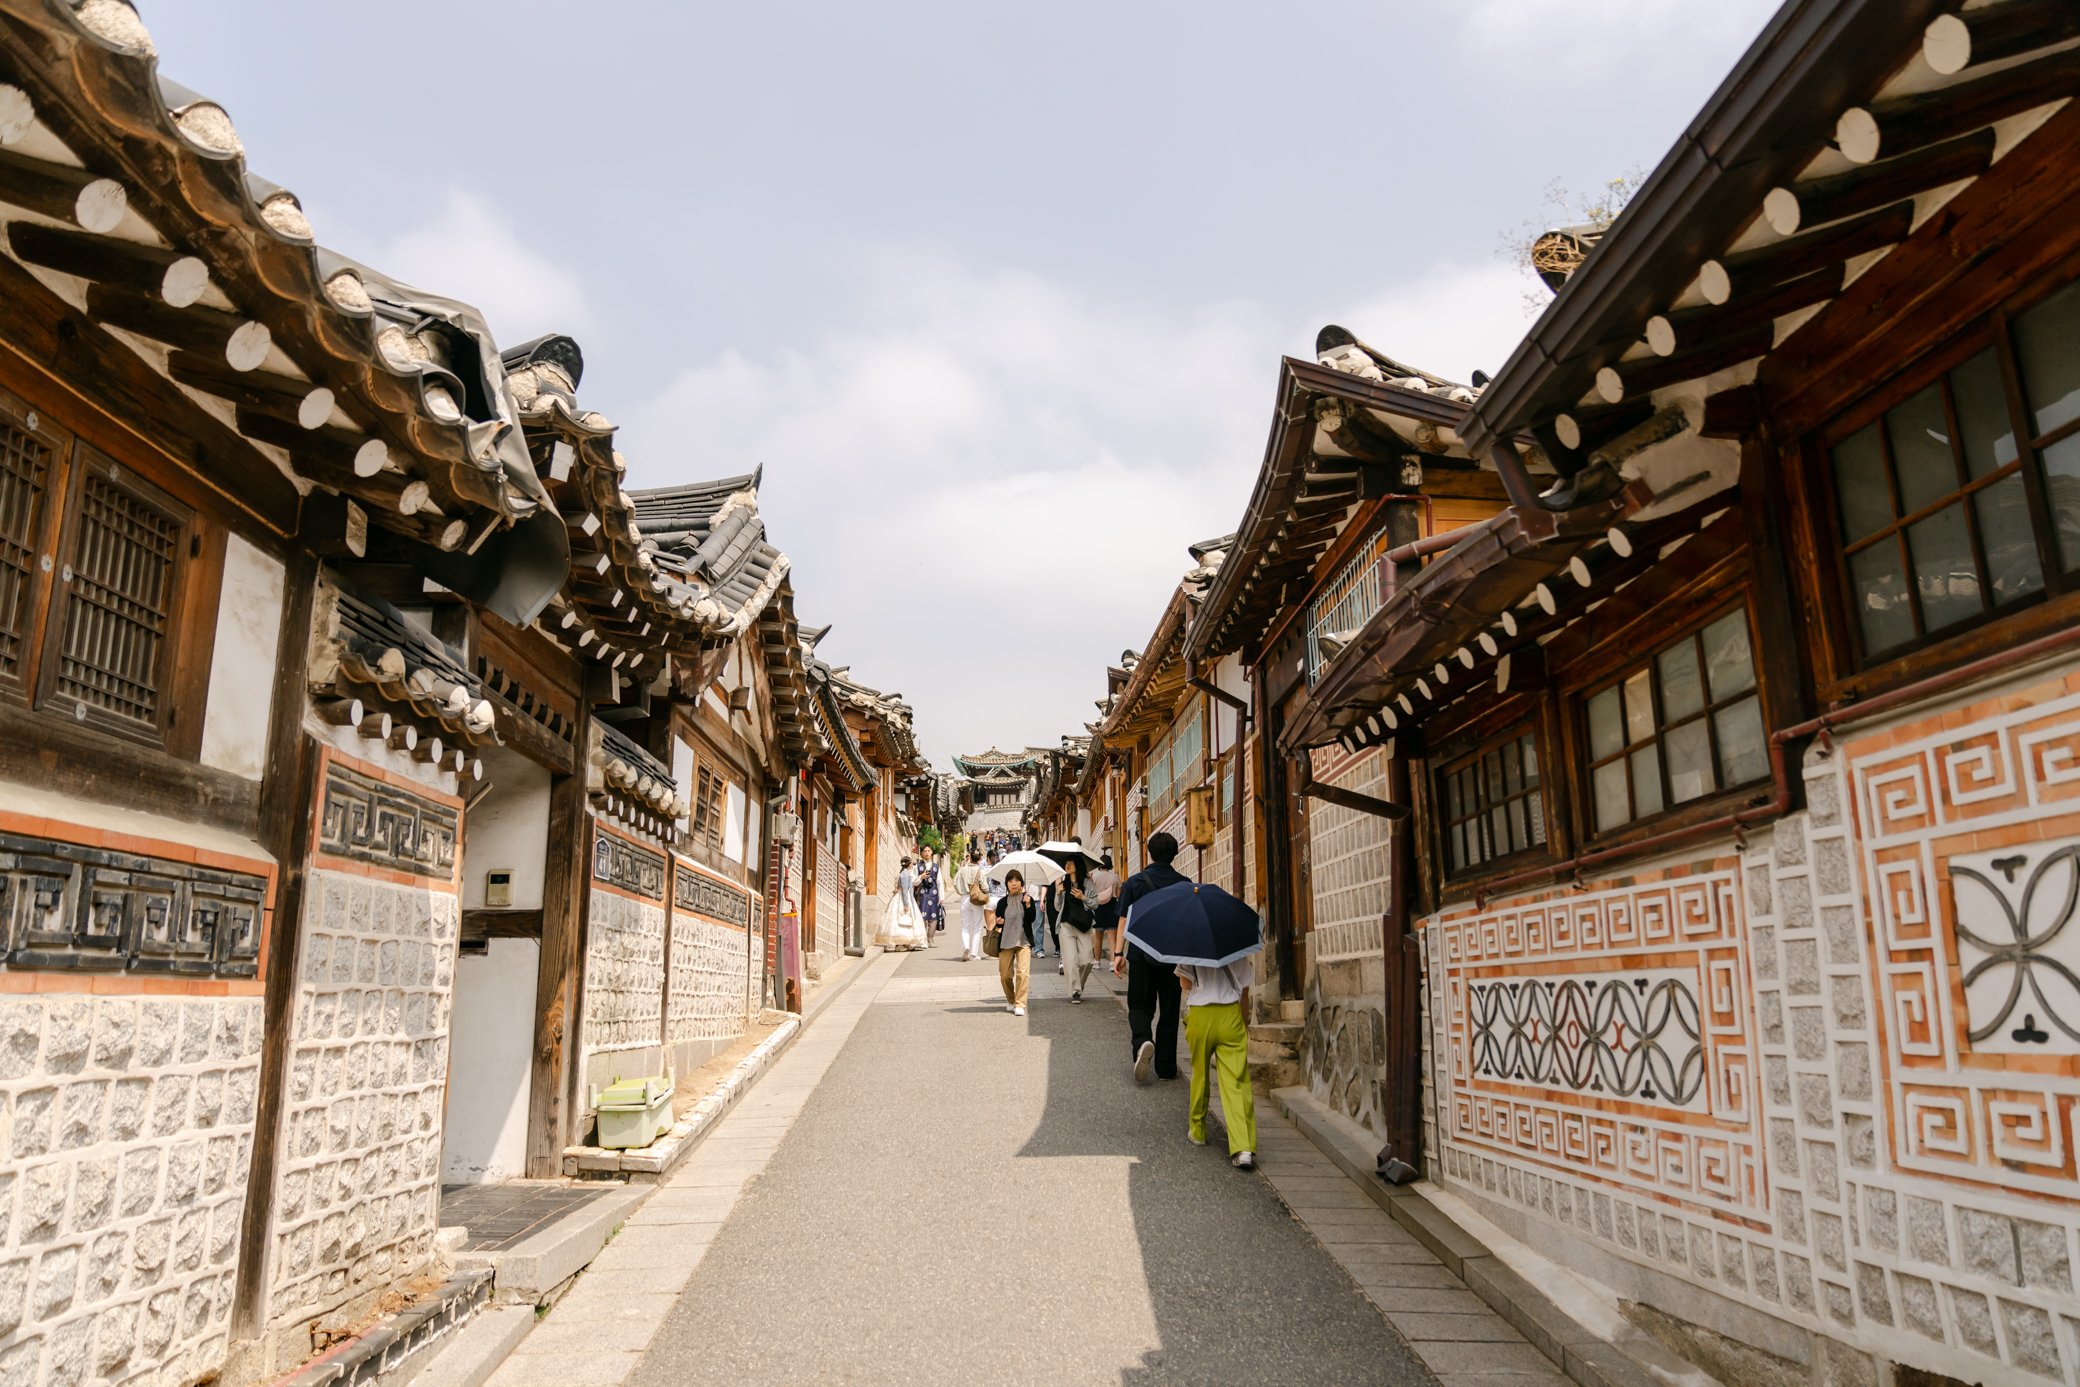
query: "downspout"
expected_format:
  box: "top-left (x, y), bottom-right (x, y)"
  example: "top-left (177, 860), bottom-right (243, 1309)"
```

top-left (1472, 620), bottom-right (2080, 906)
top-left (1379, 749), bottom-right (1420, 1184)
top-left (1187, 659), bottom-right (1250, 897)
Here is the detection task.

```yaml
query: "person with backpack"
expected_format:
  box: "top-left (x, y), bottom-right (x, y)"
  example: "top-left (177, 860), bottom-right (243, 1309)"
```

top-left (1055, 856), bottom-right (1097, 1002)
top-left (955, 847), bottom-right (991, 961)
top-left (1113, 832), bottom-right (1189, 1083)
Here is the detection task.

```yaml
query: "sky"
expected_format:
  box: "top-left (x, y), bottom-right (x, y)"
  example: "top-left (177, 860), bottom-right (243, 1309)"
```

top-left (146, 0), bottom-right (1783, 768)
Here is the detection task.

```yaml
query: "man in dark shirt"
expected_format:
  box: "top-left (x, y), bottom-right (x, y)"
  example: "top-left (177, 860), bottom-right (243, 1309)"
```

top-left (1112, 831), bottom-right (1189, 1083)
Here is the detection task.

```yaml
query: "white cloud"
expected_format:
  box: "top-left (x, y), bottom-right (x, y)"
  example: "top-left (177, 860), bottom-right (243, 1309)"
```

top-left (617, 254), bottom-right (1546, 771)
top-left (1459, 0), bottom-right (1781, 71)
top-left (1333, 260), bottom-right (1538, 386)
top-left (360, 188), bottom-right (592, 344)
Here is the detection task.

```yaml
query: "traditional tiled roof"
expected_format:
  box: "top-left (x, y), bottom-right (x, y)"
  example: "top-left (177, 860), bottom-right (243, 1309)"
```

top-left (0, 0), bottom-right (567, 620)
top-left (590, 721), bottom-right (685, 835)
top-left (629, 469), bottom-right (791, 642)
top-left (307, 578), bottom-right (499, 777)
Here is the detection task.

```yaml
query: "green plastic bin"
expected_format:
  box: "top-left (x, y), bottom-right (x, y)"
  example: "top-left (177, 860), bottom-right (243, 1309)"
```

top-left (594, 1075), bottom-right (674, 1149)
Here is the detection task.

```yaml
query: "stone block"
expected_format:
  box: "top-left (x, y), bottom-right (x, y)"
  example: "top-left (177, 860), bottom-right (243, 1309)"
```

top-left (2001, 1298), bottom-right (2062, 1379)
top-left (1958, 1207), bottom-right (2020, 1285)
top-left (1835, 1043), bottom-right (1871, 1102)
top-left (1813, 1212), bottom-right (1845, 1271)
top-left (1796, 1073), bottom-right (1835, 1130)
top-left (1863, 1187), bottom-right (1896, 1254)
top-left (1790, 1007), bottom-right (1825, 1060)
top-left (1948, 1286), bottom-right (1997, 1356)
top-left (2017, 1217), bottom-right (2071, 1291)
top-left (1842, 1113), bottom-right (1875, 1171)
top-left (1813, 1334), bottom-right (1876, 1387)
top-left (1819, 906), bottom-right (1859, 966)
top-left (1784, 939), bottom-right (1820, 994)
top-left (1822, 1278), bottom-right (1854, 1326)
top-left (1895, 1273), bottom-right (1941, 1340)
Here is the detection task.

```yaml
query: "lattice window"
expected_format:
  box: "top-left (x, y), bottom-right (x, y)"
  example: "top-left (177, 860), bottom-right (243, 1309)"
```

top-left (49, 457), bottom-right (188, 734)
top-left (1438, 730), bottom-right (1546, 876)
top-left (0, 413), bottom-right (52, 686)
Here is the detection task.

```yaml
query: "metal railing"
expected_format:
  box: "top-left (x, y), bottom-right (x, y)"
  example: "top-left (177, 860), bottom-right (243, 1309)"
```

top-left (1305, 544), bottom-right (1393, 686)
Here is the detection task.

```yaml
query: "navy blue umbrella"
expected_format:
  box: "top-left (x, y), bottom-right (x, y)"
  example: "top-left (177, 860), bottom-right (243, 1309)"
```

top-left (1123, 881), bottom-right (1262, 967)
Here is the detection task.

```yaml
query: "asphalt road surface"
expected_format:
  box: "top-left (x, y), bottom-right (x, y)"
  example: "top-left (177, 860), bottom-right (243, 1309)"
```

top-left (630, 946), bottom-right (1435, 1386)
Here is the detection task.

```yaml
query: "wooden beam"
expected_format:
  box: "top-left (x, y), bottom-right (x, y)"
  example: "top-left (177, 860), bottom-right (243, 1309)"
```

top-left (1698, 202), bottom-right (1914, 306)
top-left (229, 547), bottom-right (318, 1338)
top-left (0, 145), bottom-right (125, 231)
top-left (86, 283), bottom-right (270, 371)
top-left (0, 698), bottom-right (259, 837)
top-left (1595, 327), bottom-right (1773, 404)
top-left (1644, 268), bottom-right (1840, 359)
top-left (1761, 129), bottom-right (1994, 237)
top-left (1924, 0), bottom-right (2080, 76)
top-left (462, 908), bottom-right (545, 940)
top-left (6, 220), bottom-right (210, 304)
top-left (527, 711), bottom-right (592, 1177)
top-left (1835, 45), bottom-right (2080, 165)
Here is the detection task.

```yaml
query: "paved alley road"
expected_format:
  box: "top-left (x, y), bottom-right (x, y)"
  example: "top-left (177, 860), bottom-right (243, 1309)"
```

top-left (494, 945), bottom-right (1445, 1387)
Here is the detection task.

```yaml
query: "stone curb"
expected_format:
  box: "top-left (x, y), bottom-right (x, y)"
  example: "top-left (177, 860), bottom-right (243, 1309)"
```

top-left (1273, 1086), bottom-right (1672, 1387)
top-left (270, 1266), bottom-right (494, 1387)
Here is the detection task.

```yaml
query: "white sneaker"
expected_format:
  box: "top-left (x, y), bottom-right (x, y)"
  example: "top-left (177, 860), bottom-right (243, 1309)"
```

top-left (1189, 1132), bottom-right (1208, 1147)
top-left (1013, 1005), bottom-right (1026, 1016)
top-left (1133, 1041), bottom-right (1155, 1085)
top-left (1230, 1150), bottom-right (1256, 1170)
top-left (1005, 1003), bottom-right (1015, 1013)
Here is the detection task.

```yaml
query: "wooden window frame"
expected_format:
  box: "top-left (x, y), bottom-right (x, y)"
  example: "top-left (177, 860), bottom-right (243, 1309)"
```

top-left (0, 383), bottom-right (220, 756)
top-left (1573, 601), bottom-right (1770, 843)
top-left (0, 385), bottom-right (66, 706)
top-left (1808, 249), bottom-right (2080, 687)
top-left (1434, 726), bottom-right (1549, 881)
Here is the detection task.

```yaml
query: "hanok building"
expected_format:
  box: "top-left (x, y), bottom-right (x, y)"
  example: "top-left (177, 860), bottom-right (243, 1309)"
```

top-left (956, 747), bottom-right (1047, 840)
top-left (0, 5), bottom-right (934, 1383)
top-left (1262, 4), bottom-right (2080, 1382)
top-left (1181, 335), bottom-right (1510, 1138)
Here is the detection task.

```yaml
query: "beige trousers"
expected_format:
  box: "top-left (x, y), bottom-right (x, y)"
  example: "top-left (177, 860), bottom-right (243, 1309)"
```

top-left (1061, 925), bottom-right (1096, 992)
top-left (998, 945), bottom-right (1030, 1007)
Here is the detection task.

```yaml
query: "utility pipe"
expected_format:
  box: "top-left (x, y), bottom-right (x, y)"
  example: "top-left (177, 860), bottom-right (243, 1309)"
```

top-left (1471, 620), bottom-right (2080, 906)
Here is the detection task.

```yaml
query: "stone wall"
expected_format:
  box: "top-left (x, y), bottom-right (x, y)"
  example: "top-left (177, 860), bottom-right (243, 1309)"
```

top-left (812, 840), bottom-right (844, 973)
top-left (0, 993), bottom-right (262, 1387)
top-left (1419, 660), bottom-right (2080, 1385)
top-left (664, 858), bottom-right (759, 1072)
top-left (1299, 745), bottom-right (1393, 1133)
top-left (580, 894), bottom-right (666, 1092)
top-left (270, 865), bottom-right (455, 1330)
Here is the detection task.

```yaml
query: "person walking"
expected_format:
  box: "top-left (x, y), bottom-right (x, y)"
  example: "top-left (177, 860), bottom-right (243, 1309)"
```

top-left (992, 869), bottom-right (1038, 1016)
top-left (1056, 857), bottom-right (1097, 1002)
top-left (1178, 957), bottom-right (1258, 1169)
top-left (916, 845), bottom-right (944, 947)
top-left (1113, 832), bottom-right (1189, 1084)
top-left (1088, 853), bottom-right (1120, 964)
top-left (955, 847), bottom-right (990, 961)
top-left (875, 854), bottom-right (927, 951)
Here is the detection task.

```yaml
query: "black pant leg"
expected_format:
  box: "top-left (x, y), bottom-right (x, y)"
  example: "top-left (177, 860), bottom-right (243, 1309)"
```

top-left (1151, 964), bottom-right (1181, 1079)
top-left (1126, 955), bottom-right (1156, 1057)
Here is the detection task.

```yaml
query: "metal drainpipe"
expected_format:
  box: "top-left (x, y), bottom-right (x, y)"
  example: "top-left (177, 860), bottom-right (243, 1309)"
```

top-left (1472, 621), bottom-right (2080, 906)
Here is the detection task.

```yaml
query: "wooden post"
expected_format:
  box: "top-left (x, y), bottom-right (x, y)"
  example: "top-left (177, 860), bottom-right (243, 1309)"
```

top-left (230, 548), bottom-right (318, 1340)
top-left (527, 701), bottom-right (593, 1177)
top-left (1377, 749), bottom-right (1423, 1183)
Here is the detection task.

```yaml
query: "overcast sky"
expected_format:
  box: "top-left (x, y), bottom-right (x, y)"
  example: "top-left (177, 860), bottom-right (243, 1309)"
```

top-left (149, 0), bottom-right (1781, 767)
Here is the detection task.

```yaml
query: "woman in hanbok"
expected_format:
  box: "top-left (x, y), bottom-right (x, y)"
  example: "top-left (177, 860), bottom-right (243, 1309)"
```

top-left (876, 854), bottom-right (928, 951)
top-left (915, 846), bottom-right (945, 943)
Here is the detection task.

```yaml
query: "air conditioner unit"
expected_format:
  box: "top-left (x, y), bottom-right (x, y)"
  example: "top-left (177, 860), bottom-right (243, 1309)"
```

top-left (771, 811), bottom-right (802, 846)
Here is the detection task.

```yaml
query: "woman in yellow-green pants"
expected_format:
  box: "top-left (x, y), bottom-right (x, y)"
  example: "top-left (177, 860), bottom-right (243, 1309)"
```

top-left (1177, 959), bottom-right (1257, 1169)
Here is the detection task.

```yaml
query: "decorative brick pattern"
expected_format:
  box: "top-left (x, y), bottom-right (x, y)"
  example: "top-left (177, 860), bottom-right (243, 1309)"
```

top-left (581, 887), bottom-right (665, 1064)
top-left (316, 763), bottom-right (458, 881)
top-left (1306, 746), bottom-right (1391, 963)
top-left (0, 993), bottom-right (260, 1387)
top-left (1421, 665), bottom-right (2080, 1385)
top-left (270, 867), bottom-right (455, 1326)
top-left (666, 910), bottom-right (750, 1045)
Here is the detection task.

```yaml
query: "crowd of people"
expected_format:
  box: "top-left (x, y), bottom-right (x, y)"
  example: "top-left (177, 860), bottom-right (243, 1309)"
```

top-left (874, 829), bottom-right (1256, 1170)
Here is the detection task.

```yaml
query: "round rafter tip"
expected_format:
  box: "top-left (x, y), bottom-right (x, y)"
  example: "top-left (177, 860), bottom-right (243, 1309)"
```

top-left (1595, 366), bottom-right (1625, 404)
top-left (0, 85), bottom-right (33, 146)
top-left (1835, 107), bottom-right (1881, 165)
top-left (1923, 13), bottom-right (1970, 77)
top-left (160, 256), bottom-right (209, 309)
top-left (224, 320), bottom-right (271, 372)
top-left (1762, 186), bottom-right (1802, 237)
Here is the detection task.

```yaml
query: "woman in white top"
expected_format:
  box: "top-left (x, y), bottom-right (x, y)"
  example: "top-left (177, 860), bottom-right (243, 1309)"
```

top-left (874, 855), bottom-right (928, 951)
top-left (1176, 958), bottom-right (1257, 1169)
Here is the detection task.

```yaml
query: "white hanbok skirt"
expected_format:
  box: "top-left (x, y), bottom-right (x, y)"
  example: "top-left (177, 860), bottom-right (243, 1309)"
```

top-left (875, 892), bottom-right (928, 951)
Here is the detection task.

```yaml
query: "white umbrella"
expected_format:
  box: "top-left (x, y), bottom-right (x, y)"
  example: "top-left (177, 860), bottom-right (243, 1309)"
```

top-left (986, 850), bottom-right (1064, 888)
top-left (1037, 840), bottom-right (1105, 871)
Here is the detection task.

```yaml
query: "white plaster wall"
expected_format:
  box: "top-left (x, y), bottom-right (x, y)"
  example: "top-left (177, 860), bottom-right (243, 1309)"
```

top-left (460, 749), bottom-right (549, 912)
top-left (198, 535), bottom-right (283, 780)
top-left (441, 939), bottom-right (538, 1185)
top-left (671, 737), bottom-right (695, 841)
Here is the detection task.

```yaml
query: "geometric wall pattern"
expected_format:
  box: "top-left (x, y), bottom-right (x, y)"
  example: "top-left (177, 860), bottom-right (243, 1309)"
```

top-left (1432, 865), bottom-right (1764, 1221)
top-left (1425, 664), bottom-right (2080, 1384)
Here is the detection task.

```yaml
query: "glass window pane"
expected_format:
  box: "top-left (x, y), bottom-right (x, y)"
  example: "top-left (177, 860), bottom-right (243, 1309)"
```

top-left (1951, 348), bottom-right (2017, 479)
top-left (1491, 805), bottom-right (1510, 856)
top-left (1521, 737), bottom-right (1539, 782)
top-left (1831, 424), bottom-right (1893, 541)
top-left (1444, 772), bottom-right (1461, 820)
top-left (1449, 825), bottom-right (1465, 873)
top-left (1630, 745), bottom-right (1664, 819)
top-left (1588, 687), bottom-right (1623, 760)
top-left (1886, 383), bottom-right (1959, 514)
top-left (1623, 670), bottom-right (1655, 745)
top-left (1657, 639), bottom-right (1705, 722)
top-left (1499, 744), bottom-right (1520, 794)
top-left (1973, 474), bottom-right (2045, 601)
top-left (2038, 432), bottom-right (2080, 572)
top-left (1527, 792), bottom-right (1547, 846)
top-left (2015, 278), bottom-right (2080, 438)
top-left (1593, 760), bottom-right (1630, 832)
top-left (1484, 750), bottom-right (1505, 800)
top-left (1906, 502), bottom-right (1983, 633)
top-left (1701, 611), bottom-right (1756, 700)
top-left (1848, 540), bottom-right (1917, 655)
top-left (1665, 720), bottom-right (1715, 805)
top-left (1715, 696), bottom-right (1768, 789)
